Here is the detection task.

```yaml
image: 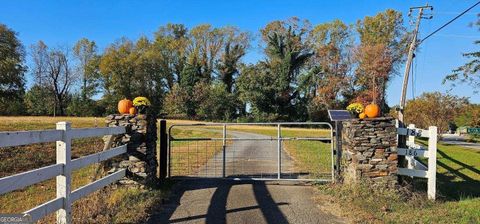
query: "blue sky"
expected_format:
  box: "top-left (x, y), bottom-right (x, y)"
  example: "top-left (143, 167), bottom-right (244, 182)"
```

top-left (1, 0), bottom-right (479, 104)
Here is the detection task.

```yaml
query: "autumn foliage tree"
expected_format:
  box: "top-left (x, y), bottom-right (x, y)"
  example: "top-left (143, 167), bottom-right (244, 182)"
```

top-left (354, 9), bottom-right (407, 109)
top-left (160, 24), bottom-right (249, 119)
top-left (305, 19), bottom-right (353, 120)
top-left (455, 104), bottom-right (480, 128)
top-left (354, 44), bottom-right (393, 105)
top-left (1, 9), bottom-right (445, 122)
top-left (404, 92), bottom-right (469, 132)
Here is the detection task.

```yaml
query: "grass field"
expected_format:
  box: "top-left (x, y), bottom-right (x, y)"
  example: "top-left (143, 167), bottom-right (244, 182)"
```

top-left (0, 116), bottom-right (168, 223)
top-left (2, 117), bottom-right (478, 223)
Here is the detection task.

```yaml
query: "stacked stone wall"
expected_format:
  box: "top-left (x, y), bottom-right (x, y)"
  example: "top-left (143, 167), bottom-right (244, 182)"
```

top-left (105, 113), bottom-right (157, 187)
top-left (342, 117), bottom-right (398, 187)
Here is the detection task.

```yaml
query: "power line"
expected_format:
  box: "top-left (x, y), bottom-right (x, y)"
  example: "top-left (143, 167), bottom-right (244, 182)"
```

top-left (419, 0), bottom-right (480, 45)
top-left (434, 11), bottom-right (477, 16)
top-left (435, 34), bottom-right (480, 39)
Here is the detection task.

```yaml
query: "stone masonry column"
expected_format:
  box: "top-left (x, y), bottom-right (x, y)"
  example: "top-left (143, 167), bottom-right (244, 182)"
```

top-left (341, 117), bottom-right (398, 187)
top-left (105, 113), bottom-right (158, 187)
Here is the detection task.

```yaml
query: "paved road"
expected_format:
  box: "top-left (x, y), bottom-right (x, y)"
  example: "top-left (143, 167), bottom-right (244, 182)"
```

top-left (441, 134), bottom-right (480, 151)
top-left (148, 130), bottom-right (343, 224)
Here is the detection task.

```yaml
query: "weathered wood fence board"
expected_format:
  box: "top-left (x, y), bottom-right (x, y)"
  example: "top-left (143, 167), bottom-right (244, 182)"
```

top-left (0, 122), bottom-right (127, 224)
top-left (397, 124), bottom-right (437, 200)
top-left (23, 197), bottom-right (64, 222)
top-left (397, 148), bottom-right (429, 158)
top-left (0, 130), bottom-right (63, 147)
top-left (70, 169), bottom-right (126, 202)
top-left (71, 145), bottom-right (127, 171)
top-left (70, 126), bottom-right (125, 139)
top-left (0, 163), bottom-right (63, 195)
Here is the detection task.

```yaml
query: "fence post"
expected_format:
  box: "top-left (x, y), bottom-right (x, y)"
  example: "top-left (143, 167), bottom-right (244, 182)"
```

top-left (334, 121), bottom-right (342, 182)
top-left (331, 124), bottom-right (335, 182)
top-left (159, 120), bottom-right (167, 180)
top-left (56, 122), bottom-right (72, 224)
top-left (277, 124), bottom-right (281, 179)
top-left (428, 126), bottom-right (437, 200)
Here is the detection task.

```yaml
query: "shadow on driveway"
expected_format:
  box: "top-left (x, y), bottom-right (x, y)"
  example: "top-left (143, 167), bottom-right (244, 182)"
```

top-left (147, 179), bottom-right (289, 224)
top-left (146, 178), bottom-right (342, 224)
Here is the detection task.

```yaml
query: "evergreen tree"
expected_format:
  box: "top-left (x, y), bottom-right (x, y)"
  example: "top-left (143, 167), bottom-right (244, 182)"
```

top-left (0, 24), bottom-right (26, 115)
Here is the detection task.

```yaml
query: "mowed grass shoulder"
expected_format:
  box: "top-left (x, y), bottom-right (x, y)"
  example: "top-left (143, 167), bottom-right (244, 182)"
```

top-left (319, 140), bottom-right (480, 223)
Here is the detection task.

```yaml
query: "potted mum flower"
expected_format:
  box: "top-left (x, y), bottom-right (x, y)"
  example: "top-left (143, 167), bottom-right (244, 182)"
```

top-left (346, 103), bottom-right (364, 118)
top-left (133, 96), bottom-right (151, 114)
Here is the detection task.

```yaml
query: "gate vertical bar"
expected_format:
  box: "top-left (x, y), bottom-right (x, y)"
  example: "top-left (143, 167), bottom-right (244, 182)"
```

top-left (168, 129), bottom-right (172, 178)
top-left (56, 122), bottom-right (72, 224)
top-left (159, 120), bottom-right (167, 180)
top-left (277, 124), bottom-right (281, 179)
top-left (222, 124), bottom-right (227, 178)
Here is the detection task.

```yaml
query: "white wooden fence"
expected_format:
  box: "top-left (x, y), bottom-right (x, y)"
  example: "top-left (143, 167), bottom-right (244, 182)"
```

top-left (0, 122), bottom-right (127, 224)
top-left (397, 124), bottom-right (437, 200)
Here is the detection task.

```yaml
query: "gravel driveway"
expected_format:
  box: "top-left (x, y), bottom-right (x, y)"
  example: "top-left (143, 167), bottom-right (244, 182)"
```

top-left (148, 130), bottom-right (344, 224)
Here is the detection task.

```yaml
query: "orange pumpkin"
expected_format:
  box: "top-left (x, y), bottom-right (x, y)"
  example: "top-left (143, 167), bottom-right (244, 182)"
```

top-left (365, 104), bottom-right (380, 118)
top-left (129, 107), bottom-right (137, 115)
top-left (359, 112), bottom-right (366, 119)
top-left (118, 99), bottom-right (133, 114)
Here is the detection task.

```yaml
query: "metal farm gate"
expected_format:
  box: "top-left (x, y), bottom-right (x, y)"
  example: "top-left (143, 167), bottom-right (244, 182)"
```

top-left (167, 122), bottom-right (334, 182)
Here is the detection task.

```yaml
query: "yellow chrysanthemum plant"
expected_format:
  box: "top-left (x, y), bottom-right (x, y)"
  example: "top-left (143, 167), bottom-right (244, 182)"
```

top-left (133, 96), bottom-right (151, 114)
top-left (346, 103), bottom-right (364, 119)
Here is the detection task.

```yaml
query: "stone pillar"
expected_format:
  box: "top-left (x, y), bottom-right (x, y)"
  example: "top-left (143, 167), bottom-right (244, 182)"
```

top-left (105, 113), bottom-right (158, 187)
top-left (342, 117), bottom-right (398, 187)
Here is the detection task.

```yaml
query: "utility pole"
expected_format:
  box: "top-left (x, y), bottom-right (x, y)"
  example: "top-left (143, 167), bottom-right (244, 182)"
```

top-left (397, 5), bottom-right (433, 182)
top-left (398, 5), bottom-right (433, 132)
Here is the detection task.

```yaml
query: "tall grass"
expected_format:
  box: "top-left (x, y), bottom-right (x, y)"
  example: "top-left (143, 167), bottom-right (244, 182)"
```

top-left (0, 116), bottom-right (167, 223)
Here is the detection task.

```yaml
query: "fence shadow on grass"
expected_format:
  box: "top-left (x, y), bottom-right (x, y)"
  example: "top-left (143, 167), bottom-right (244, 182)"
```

top-left (434, 149), bottom-right (480, 200)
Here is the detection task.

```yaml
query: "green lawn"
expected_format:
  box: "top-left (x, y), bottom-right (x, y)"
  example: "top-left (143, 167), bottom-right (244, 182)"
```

top-left (435, 144), bottom-right (480, 199)
top-left (211, 125), bottom-right (333, 179)
top-left (319, 140), bottom-right (480, 223)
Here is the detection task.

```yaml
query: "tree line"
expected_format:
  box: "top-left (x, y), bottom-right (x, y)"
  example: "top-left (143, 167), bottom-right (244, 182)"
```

top-left (0, 9), bottom-right (478, 124)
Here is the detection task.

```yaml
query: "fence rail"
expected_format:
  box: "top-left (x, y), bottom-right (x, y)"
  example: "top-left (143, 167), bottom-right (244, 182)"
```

top-left (397, 124), bottom-right (437, 200)
top-left (0, 122), bottom-right (127, 224)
